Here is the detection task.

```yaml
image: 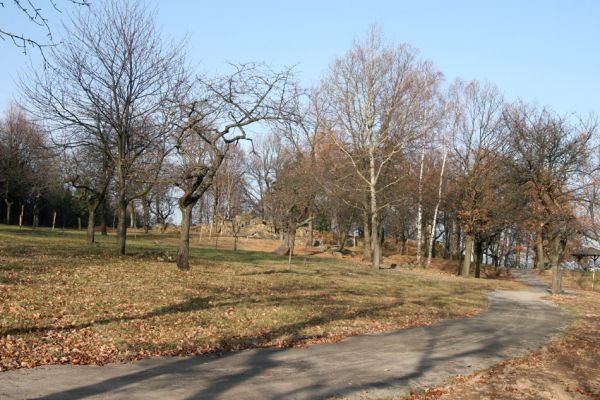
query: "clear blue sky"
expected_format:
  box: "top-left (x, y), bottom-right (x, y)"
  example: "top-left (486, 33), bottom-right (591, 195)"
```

top-left (1, 0), bottom-right (599, 116)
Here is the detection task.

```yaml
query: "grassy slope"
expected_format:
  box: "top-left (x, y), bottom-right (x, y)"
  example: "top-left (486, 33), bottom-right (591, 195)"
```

top-left (0, 225), bottom-right (517, 371)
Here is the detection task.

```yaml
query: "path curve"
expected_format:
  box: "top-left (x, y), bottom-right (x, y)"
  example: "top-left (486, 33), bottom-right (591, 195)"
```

top-left (0, 270), bottom-right (570, 400)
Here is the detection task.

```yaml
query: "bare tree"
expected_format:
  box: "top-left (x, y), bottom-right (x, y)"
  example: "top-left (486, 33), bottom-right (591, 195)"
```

top-left (246, 134), bottom-right (278, 220)
top-left (173, 63), bottom-right (296, 270)
top-left (66, 145), bottom-right (113, 244)
top-left (321, 28), bottom-right (440, 269)
top-left (22, 0), bottom-right (186, 254)
top-left (426, 145), bottom-right (449, 267)
top-left (0, 0), bottom-right (89, 59)
top-left (0, 105), bottom-right (55, 226)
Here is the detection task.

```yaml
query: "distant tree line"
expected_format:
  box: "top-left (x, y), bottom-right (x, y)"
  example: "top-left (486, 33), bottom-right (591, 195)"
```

top-left (2, 0), bottom-right (598, 295)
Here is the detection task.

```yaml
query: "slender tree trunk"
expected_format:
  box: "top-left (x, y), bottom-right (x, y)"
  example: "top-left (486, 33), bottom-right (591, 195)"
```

top-left (536, 225), bottom-right (544, 273)
top-left (5, 200), bottom-right (12, 225)
top-left (176, 203), bottom-right (194, 270)
top-left (142, 197), bottom-right (150, 234)
top-left (525, 239), bottom-right (530, 269)
top-left (19, 205), bottom-right (24, 229)
top-left (369, 146), bottom-right (380, 269)
top-left (399, 231), bottom-right (407, 255)
top-left (307, 213), bottom-right (314, 246)
top-left (100, 196), bottom-right (108, 236)
top-left (514, 239), bottom-right (521, 268)
top-left (415, 145), bottom-right (426, 265)
top-left (86, 209), bottom-right (95, 244)
top-left (451, 220), bottom-right (461, 260)
top-left (474, 239), bottom-right (483, 278)
top-left (51, 210), bottom-right (56, 231)
top-left (287, 224), bottom-right (297, 265)
top-left (129, 201), bottom-right (136, 229)
top-left (550, 236), bottom-right (564, 295)
top-left (427, 149), bottom-right (447, 267)
top-left (362, 209), bottom-right (372, 262)
top-left (117, 197), bottom-right (128, 256)
top-left (462, 234), bottom-right (473, 277)
top-left (100, 219), bottom-right (107, 235)
top-left (32, 199), bottom-right (40, 228)
top-left (443, 214), bottom-right (452, 259)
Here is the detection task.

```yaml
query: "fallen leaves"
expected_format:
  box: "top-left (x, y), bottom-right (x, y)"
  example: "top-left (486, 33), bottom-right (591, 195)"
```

top-left (402, 290), bottom-right (600, 400)
top-left (0, 226), bottom-right (516, 373)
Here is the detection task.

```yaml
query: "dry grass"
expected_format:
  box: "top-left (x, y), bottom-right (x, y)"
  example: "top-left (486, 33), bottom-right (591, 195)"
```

top-left (402, 290), bottom-right (600, 400)
top-left (538, 269), bottom-right (600, 293)
top-left (1, 225), bottom-right (517, 372)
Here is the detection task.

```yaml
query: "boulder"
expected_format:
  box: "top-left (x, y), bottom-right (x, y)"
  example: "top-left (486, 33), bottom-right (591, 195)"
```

top-left (274, 244), bottom-right (290, 256)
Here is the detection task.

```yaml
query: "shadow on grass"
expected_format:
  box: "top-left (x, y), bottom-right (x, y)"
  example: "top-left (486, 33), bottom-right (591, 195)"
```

top-left (0, 224), bottom-right (361, 271)
top-left (30, 290), bottom-right (568, 400)
top-left (0, 282), bottom-right (404, 338)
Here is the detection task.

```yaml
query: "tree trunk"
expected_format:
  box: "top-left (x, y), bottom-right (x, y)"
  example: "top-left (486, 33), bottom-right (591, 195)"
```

top-left (142, 196), bottom-right (150, 234)
top-left (525, 239), bottom-right (530, 269)
top-left (307, 212), bottom-right (314, 246)
top-left (399, 231), bottom-right (407, 255)
top-left (100, 197), bottom-right (108, 236)
top-left (5, 200), bottom-right (12, 225)
top-left (369, 168), bottom-right (380, 270)
top-left (415, 145), bottom-right (426, 265)
top-left (550, 236), bottom-right (564, 295)
top-left (371, 214), bottom-right (380, 269)
top-left (129, 201), bottom-right (136, 229)
top-left (536, 225), bottom-right (544, 272)
top-left (32, 203), bottom-right (40, 228)
top-left (462, 234), bottom-right (473, 277)
top-left (117, 197), bottom-right (128, 255)
top-left (51, 210), bottom-right (56, 231)
top-left (287, 224), bottom-right (297, 265)
top-left (443, 214), bottom-right (452, 259)
top-left (514, 241), bottom-right (521, 268)
top-left (427, 148), bottom-right (447, 267)
top-left (86, 209), bottom-right (96, 244)
top-left (362, 209), bottom-right (372, 262)
top-left (176, 203), bottom-right (194, 270)
top-left (474, 239), bottom-right (483, 278)
top-left (451, 219), bottom-right (461, 260)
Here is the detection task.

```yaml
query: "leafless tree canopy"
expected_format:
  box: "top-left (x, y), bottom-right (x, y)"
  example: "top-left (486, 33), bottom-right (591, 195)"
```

top-left (6, 8), bottom-right (599, 293)
top-left (0, 0), bottom-right (89, 60)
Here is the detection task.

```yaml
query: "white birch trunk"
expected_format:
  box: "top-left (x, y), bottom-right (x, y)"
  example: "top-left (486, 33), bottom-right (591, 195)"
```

top-left (427, 148), bottom-right (447, 267)
top-left (370, 144), bottom-right (380, 269)
top-left (415, 144), bottom-right (426, 265)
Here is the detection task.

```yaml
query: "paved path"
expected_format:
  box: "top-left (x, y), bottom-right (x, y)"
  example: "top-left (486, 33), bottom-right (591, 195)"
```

top-left (0, 270), bottom-right (570, 400)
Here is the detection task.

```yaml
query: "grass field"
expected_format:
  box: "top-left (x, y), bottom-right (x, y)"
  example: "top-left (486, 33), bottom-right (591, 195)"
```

top-left (0, 225), bottom-right (519, 371)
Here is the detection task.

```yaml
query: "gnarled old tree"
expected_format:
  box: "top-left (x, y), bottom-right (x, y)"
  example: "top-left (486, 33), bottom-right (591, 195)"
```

top-left (173, 63), bottom-right (296, 270)
top-left (22, 0), bottom-right (186, 255)
top-left (504, 104), bottom-right (595, 294)
top-left (321, 28), bottom-right (439, 269)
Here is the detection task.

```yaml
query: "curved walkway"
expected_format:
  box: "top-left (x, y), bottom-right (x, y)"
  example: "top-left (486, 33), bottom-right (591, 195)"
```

top-left (0, 270), bottom-right (569, 400)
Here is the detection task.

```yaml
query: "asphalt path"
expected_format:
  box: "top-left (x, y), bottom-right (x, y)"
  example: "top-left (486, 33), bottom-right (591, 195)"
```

top-left (0, 270), bottom-right (569, 400)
